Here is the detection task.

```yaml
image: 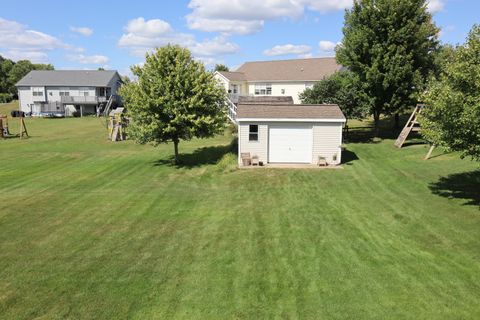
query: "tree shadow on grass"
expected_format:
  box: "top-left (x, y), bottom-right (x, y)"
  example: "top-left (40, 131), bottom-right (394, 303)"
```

top-left (342, 148), bottom-right (359, 165)
top-left (346, 113), bottom-right (426, 145)
top-left (429, 170), bottom-right (480, 208)
top-left (153, 138), bottom-right (238, 168)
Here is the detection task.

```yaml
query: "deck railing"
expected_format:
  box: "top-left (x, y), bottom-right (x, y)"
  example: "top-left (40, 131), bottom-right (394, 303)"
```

top-left (60, 96), bottom-right (108, 104)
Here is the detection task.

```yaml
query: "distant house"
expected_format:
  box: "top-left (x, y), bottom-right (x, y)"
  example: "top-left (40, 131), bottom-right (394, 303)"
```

top-left (237, 104), bottom-right (346, 166)
top-left (16, 70), bottom-right (122, 116)
top-left (214, 57), bottom-right (342, 104)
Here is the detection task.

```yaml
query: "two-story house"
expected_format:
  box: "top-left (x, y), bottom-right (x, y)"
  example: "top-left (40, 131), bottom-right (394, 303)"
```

top-left (214, 57), bottom-right (342, 104)
top-left (16, 70), bottom-right (122, 117)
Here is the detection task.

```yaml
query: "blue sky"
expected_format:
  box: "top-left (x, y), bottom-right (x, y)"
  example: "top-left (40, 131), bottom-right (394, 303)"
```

top-left (0, 0), bottom-right (478, 76)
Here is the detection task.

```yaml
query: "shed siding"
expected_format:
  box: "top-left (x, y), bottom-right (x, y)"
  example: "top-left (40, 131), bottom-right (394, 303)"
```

top-left (238, 123), bottom-right (268, 165)
top-left (238, 121), bottom-right (343, 166)
top-left (312, 122), bottom-right (343, 165)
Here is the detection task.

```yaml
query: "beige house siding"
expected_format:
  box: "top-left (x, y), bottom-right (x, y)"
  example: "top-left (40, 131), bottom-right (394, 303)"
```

top-left (238, 121), bottom-right (343, 165)
top-left (247, 82), bottom-right (315, 104)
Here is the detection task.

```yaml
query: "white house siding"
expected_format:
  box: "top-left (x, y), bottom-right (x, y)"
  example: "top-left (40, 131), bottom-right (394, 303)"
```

top-left (238, 121), bottom-right (343, 166)
top-left (247, 82), bottom-right (315, 104)
top-left (238, 122), bottom-right (269, 165)
top-left (214, 74), bottom-right (248, 97)
top-left (214, 74), bottom-right (230, 92)
top-left (18, 87), bottom-right (35, 113)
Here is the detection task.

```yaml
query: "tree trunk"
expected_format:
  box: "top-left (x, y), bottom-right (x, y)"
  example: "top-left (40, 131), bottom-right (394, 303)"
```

top-left (373, 111), bottom-right (381, 137)
top-left (173, 139), bottom-right (179, 164)
top-left (394, 113), bottom-right (400, 130)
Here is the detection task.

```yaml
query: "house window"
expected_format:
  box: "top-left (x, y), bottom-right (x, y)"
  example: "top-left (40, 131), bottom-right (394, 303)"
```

top-left (32, 87), bottom-right (44, 97)
top-left (59, 88), bottom-right (70, 96)
top-left (78, 88), bottom-right (90, 96)
top-left (232, 84), bottom-right (238, 94)
top-left (254, 83), bottom-right (272, 95)
top-left (249, 125), bottom-right (259, 141)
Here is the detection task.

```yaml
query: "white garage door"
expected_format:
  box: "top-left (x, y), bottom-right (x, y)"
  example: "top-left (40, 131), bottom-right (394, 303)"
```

top-left (269, 124), bottom-right (313, 163)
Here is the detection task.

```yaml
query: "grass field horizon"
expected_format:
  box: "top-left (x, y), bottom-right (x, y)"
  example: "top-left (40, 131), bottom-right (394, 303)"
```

top-left (0, 106), bottom-right (479, 319)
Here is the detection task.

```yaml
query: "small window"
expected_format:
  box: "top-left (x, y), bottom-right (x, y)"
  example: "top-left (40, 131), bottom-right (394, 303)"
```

top-left (281, 89), bottom-right (285, 94)
top-left (249, 125), bottom-right (258, 141)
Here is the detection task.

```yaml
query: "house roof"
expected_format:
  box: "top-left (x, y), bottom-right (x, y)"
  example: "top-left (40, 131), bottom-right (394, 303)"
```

top-left (235, 57), bottom-right (342, 82)
top-left (237, 96), bottom-right (294, 105)
top-left (237, 104), bottom-right (346, 121)
top-left (217, 71), bottom-right (247, 81)
top-left (16, 70), bottom-right (120, 87)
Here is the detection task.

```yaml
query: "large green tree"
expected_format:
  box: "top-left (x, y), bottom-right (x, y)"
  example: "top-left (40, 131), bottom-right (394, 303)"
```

top-left (0, 56), bottom-right (54, 100)
top-left (421, 25), bottom-right (480, 160)
top-left (0, 56), bottom-right (14, 95)
top-left (336, 0), bottom-right (439, 131)
top-left (120, 45), bottom-right (227, 163)
top-left (300, 70), bottom-right (370, 122)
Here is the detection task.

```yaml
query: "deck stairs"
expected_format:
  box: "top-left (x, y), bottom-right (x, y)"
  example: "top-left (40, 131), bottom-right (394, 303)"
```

top-left (226, 96), bottom-right (237, 124)
top-left (102, 95), bottom-right (115, 117)
top-left (394, 104), bottom-right (425, 148)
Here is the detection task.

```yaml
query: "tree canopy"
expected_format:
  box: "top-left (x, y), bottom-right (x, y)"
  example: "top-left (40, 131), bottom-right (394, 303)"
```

top-left (336, 0), bottom-right (439, 129)
top-left (0, 56), bottom-right (54, 101)
top-left (300, 70), bottom-right (370, 121)
top-left (421, 25), bottom-right (480, 160)
top-left (214, 64), bottom-right (229, 72)
top-left (120, 45), bottom-right (227, 163)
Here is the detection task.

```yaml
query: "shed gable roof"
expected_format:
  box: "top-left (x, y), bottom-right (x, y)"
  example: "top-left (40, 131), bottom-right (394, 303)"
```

top-left (237, 104), bottom-right (346, 121)
top-left (16, 70), bottom-right (120, 87)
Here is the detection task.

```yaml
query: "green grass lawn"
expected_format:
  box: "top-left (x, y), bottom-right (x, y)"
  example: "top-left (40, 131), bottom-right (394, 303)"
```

top-left (0, 116), bottom-right (479, 319)
top-left (0, 100), bottom-right (19, 116)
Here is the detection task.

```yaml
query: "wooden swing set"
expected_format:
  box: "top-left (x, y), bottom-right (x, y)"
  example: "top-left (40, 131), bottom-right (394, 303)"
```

top-left (0, 114), bottom-right (28, 139)
top-left (394, 104), bottom-right (435, 160)
top-left (107, 108), bottom-right (128, 142)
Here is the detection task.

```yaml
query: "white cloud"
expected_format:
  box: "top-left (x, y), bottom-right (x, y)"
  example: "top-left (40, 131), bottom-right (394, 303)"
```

top-left (0, 17), bottom-right (65, 51)
top-left (186, 0), bottom-right (352, 35)
top-left (427, 0), bottom-right (445, 14)
top-left (118, 17), bottom-right (240, 59)
top-left (68, 54), bottom-right (109, 65)
top-left (1, 50), bottom-right (49, 63)
top-left (319, 40), bottom-right (339, 52)
top-left (70, 26), bottom-right (93, 36)
top-left (118, 17), bottom-right (194, 55)
top-left (124, 17), bottom-right (172, 37)
top-left (186, 16), bottom-right (264, 35)
top-left (190, 36), bottom-right (239, 57)
top-left (301, 0), bottom-right (353, 12)
top-left (263, 44), bottom-right (311, 56)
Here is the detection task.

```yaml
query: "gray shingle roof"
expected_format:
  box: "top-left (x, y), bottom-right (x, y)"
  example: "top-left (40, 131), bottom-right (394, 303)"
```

top-left (237, 96), bottom-right (294, 105)
top-left (237, 104), bottom-right (346, 121)
top-left (235, 57), bottom-right (342, 82)
top-left (16, 70), bottom-right (120, 87)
